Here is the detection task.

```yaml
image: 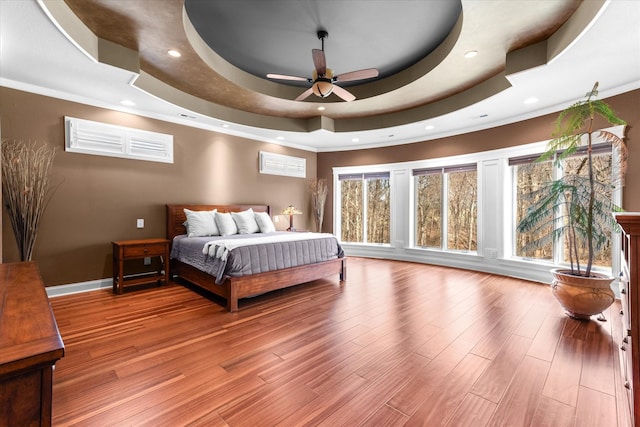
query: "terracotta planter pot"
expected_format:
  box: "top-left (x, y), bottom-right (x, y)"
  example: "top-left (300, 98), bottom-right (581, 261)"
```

top-left (550, 268), bottom-right (615, 320)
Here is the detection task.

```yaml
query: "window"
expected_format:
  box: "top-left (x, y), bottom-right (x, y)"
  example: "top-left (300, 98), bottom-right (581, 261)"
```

top-left (333, 124), bottom-right (623, 281)
top-left (447, 164), bottom-right (477, 251)
top-left (511, 144), bottom-right (614, 267)
top-left (562, 149), bottom-right (613, 268)
top-left (340, 176), bottom-right (363, 242)
top-left (512, 155), bottom-right (554, 260)
top-left (413, 163), bottom-right (477, 252)
top-left (339, 172), bottom-right (390, 244)
top-left (414, 169), bottom-right (442, 248)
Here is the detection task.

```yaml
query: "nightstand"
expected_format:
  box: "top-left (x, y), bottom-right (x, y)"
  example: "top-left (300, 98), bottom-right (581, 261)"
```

top-left (112, 238), bottom-right (170, 294)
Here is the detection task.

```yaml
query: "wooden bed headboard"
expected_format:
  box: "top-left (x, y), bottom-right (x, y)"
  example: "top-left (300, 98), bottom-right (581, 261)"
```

top-left (166, 204), bottom-right (270, 241)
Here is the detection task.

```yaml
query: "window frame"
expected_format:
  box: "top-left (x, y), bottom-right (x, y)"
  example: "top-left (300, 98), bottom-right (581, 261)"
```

top-left (336, 171), bottom-right (391, 245)
top-left (332, 124), bottom-right (625, 285)
top-left (412, 163), bottom-right (478, 253)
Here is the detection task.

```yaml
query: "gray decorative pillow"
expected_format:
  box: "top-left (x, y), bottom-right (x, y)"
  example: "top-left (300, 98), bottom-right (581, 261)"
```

top-left (254, 211), bottom-right (276, 233)
top-left (183, 208), bottom-right (218, 237)
top-left (215, 211), bottom-right (238, 236)
top-left (231, 208), bottom-right (260, 234)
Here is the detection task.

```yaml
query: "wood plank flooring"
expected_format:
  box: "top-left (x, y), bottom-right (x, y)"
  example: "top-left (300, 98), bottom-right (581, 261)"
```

top-left (49, 257), bottom-right (629, 426)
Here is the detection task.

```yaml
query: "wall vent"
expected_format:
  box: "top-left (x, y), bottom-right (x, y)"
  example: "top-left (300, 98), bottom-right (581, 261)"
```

top-left (64, 116), bottom-right (173, 164)
top-left (259, 151), bottom-right (306, 178)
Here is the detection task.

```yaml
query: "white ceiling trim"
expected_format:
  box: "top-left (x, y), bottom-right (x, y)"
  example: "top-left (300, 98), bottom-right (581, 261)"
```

top-left (0, 0), bottom-right (638, 153)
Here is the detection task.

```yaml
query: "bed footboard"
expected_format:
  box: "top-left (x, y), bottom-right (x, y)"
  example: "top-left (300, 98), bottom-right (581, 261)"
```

top-left (172, 257), bottom-right (346, 312)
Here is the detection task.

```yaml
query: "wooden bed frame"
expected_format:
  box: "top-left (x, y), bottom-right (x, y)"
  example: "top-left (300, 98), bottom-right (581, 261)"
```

top-left (166, 204), bottom-right (346, 312)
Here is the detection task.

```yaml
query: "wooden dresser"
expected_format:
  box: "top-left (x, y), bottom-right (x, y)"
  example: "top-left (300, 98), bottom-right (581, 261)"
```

top-left (615, 213), bottom-right (640, 426)
top-left (0, 261), bottom-right (65, 427)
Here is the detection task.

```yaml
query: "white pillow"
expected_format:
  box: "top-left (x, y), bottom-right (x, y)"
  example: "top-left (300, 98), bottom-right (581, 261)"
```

top-left (254, 211), bottom-right (276, 233)
top-left (183, 208), bottom-right (218, 237)
top-left (231, 208), bottom-right (260, 234)
top-left (215, 211), bottom-right (238, 236)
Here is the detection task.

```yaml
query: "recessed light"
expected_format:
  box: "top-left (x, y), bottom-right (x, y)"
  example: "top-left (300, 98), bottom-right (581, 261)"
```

top-left (120, 99), bottom-right (135, 106)
top-left (222, 123), bottom-right (230, 128)
top-left (424, 125), bottom-right (435, 130)
top-left (524, 97), bottom-right (539, 104)
top-left (168, 49), bottom-right (181, 58)
top-left (351, 138), bottom-right (359, 143)
top-left (464, 50), bottom-right (478, 59)
top-left (276, 136), bottom-right (284, 140)
top-left (317, 106), bottom-right (326, 111)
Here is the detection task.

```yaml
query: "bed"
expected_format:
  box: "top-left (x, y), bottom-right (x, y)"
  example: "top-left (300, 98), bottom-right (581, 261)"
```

top-left (166, 204), bottom-right (346, 312)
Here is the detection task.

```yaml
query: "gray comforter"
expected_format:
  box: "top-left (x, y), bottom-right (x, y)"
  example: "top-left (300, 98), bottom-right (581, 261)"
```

top-left (170, 232), bottom-right (344, 284)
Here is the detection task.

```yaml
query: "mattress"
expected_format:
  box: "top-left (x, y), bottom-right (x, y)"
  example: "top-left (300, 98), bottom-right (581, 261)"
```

top-left (170, 231), bottom-right (344, 284)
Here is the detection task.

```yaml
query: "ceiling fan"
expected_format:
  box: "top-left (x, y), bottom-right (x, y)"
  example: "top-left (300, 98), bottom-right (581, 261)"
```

top-left (267, 30), bottom-right (379, 102)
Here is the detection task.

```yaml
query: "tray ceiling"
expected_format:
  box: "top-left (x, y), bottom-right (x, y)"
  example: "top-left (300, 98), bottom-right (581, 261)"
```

top-left (1, 0), bottom-right (638, 151)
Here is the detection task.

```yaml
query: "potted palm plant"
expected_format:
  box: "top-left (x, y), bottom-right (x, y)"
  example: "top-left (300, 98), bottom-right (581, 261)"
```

top-left (517, 82), bottom-right (627, 319)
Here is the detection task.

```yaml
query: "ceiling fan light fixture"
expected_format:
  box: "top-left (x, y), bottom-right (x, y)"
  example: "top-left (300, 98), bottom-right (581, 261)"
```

top-left (312, 78), bottom-right (334, 98)
top-left (266, 30), bottom-right (377, 102)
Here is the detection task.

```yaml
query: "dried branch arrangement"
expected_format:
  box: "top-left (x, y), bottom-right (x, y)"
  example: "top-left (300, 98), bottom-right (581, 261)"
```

top-left (1, 139), bottom-right (57, 261)
top-left (309, 178), bottom-right (328, 232)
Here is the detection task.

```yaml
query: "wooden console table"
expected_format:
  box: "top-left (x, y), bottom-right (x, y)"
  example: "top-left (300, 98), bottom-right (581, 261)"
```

top-left (0, 261), bottom-right (65, 427)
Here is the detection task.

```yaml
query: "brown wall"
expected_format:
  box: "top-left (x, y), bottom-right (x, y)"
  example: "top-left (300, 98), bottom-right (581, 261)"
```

top-left (0, 88), bottom-right (317, 286)
top-left (2, 87), bottom-right (638, 286)
top-left (318, 89), bottom-right (640, 232)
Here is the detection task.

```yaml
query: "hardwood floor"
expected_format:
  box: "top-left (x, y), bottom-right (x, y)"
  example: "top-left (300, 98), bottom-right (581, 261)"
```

top-left (49, 257), bottom-right (629, 426)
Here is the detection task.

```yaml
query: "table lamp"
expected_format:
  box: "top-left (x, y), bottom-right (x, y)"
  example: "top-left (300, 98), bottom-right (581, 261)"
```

top-left (281, 205), bottom-right (302, 231)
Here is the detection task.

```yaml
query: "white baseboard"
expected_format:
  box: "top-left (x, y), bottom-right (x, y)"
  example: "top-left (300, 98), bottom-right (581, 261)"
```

top-left (44, 260), bottom-right (619, 299)
top-left (46, 278), bottom-right (112, 298)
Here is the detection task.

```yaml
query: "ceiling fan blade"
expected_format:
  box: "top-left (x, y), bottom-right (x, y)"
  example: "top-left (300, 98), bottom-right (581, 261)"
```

top-left (294, 87), bottom-right (314, 101)
top-left (267, 73), bottom-right (309, 82)
top-left (335, 68), bottom-right (379, 83)
top-left (332, 85), bottom-right (356, 102)
top-left (312, 49), bottom-right (326, 76)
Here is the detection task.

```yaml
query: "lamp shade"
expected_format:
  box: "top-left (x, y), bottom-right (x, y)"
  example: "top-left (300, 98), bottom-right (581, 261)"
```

top-left (311, 68), bottom-right (334, 99)
top-left (312, 78), bottom-right (333, 98)
top-left (282, 205), bottom-right (302, 231)
top-left (281, 205), bottom-right (302, 215)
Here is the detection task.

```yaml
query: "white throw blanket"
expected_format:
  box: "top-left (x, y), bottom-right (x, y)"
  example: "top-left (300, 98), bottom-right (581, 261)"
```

top-left (203, 232), bottom-right (336, 261)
